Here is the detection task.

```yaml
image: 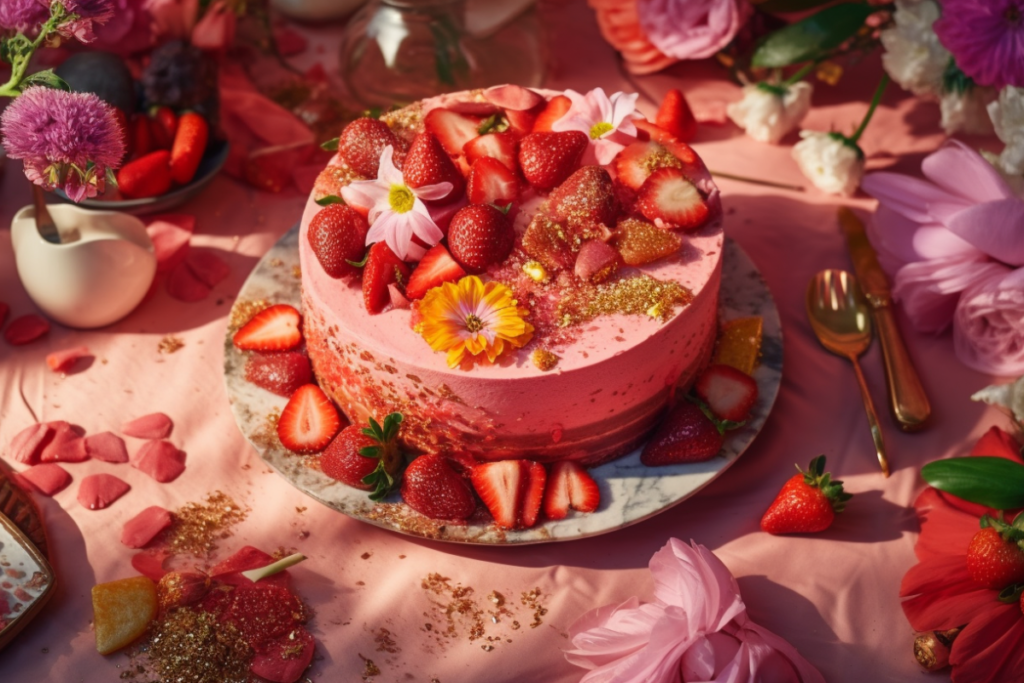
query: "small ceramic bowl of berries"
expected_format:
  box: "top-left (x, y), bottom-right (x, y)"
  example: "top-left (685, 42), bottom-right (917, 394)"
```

top-left (50, 42), bottom-right (229, 215)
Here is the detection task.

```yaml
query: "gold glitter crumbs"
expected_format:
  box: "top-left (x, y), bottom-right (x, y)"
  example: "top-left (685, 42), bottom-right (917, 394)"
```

top-left (521, 588), bottom-right (549, 628)
top-left (531, 349), bottom-right (559, 372)
top-left (228, 299), bottom-right (270, 330)
top-left (142, 608), bottom-right (251, 683)
top-left (157, 335), bottom-right (185, 354)
top-left (559, 274), bottom-right (692, 325)
top-left (360, 654), bottom-right (381, 680)
top-left (166, 491), bottom-right (249, 558)
top-left (418, 574), bottom-right (537, 652)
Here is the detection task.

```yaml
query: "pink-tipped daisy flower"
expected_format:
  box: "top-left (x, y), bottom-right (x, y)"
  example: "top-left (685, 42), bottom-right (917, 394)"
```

top-left (0, 86), bottom-right (125, 202)
top-left (340, 145), bottom-right (450, 261)
top-left (934, 0), bottom-right (1024, 89)
top-left (551, 87), bottom-right (642, 165)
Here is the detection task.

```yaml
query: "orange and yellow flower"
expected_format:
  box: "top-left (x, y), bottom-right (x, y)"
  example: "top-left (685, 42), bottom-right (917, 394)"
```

top-left (417, 276), bottom-right (533, 368)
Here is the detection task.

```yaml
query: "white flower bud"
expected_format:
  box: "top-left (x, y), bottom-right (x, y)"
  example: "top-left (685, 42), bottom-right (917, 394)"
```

top-left (726, 82), bottom-right (812, 144)
top-left (791, 131), bottom-right (864, 196)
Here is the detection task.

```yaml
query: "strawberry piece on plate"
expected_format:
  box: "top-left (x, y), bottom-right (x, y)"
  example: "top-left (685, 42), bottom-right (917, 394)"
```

top-left (232, 304), bottom-right (302, 351)
top-left (118, 150), bottom-right (172, 199)
top-left (277, 384), bottom-right (341, 454)
top-left (637, 167), bottom-right (710, 230)
top-left (4, 314), bottom-right (50, 345)
top-left (520, 461), bottom-right (547, 528)
top-left (466, 156), bottom-right (519, 207)
top-left (405, 244), bottom-right (466, 300)
top-left (447, 204), bottom-right (515, 273)
top-left (401, 453), bottom-right (477, 521)
top-left (641, 401), bottom-right (722, 466)
top-left (424, 107), bottom-right (483, 157)
top-left (531, 95), bottom-right (572, 132)
top-left (695, 364), bottom-right (759, 422)
top-left (471, 460), bottom-right (527, 529)
top-left (245, 352), bottom-right (313, 397)
top-left (363, 242), bottom-right (412, 314)
top-left (519, 131), bottom-right (588, 190)
top-left (402, 132), bottom-right (464, 202)
top-left (760, 456), bottom-right (852, 535)
top-left (463, 131), bottom-right (518, 174)
top-left (308, 204), bottom-right (370, 279)
top-left (320, 413), bottom-right (402, 500)
top-left (542, 461), bottom-right (599, 520)
top-left (656, 89), bottom-right (698, 143)
top-left (337, 117), bottom-right (401, 178)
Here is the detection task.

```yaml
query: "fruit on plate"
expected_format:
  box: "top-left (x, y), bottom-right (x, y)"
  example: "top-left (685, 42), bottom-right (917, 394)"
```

top-left (694, 364), bottom-right (759, 422)
top-left (308, 204), bottom-right (370, 279)
top-left (712, 317), bottom-right (763, 376)
top-left (518, 130), bottom-right (588, 190)
top-left (169, 112), bottom-right (209, 185)
top-left (244, 352), bottom-right (313, 397)
top-left (447, 204), bottom-right (515, 273)
top-left (760, 456), bottom-right (853, 535)
top-left (965, 518), bottom-right (1024, 589)
top-left (655, 88), bottom-right (697, 143)
top-left (92, 576), bottom-right (158, 654)
top-left (542, 461), bottom-right (600, 520)
top-left (401, 453), bottom-right (477, 520)
top-left (641, 401), bottom-right (723, 466)
top-left (117, 150), bottom-right (172, 199)
top-left (337, 117), bottom-right (402, 178)
top-left (277, 384), bottom-right (341, 454)
top-left (232, 304), bottom-right (302, 351)
top-left (405, 244), bottom-right (466, 300)
top-left (520, 461), bottom-right (547, 528)
top-left (614, 140), bottom-right (684, 191)
top-left (320, 413), bottom-right (403, 499)
top-left (363, 242), bottom-right (412, 314)
top-left (471, 460), bottom-right (527, 529)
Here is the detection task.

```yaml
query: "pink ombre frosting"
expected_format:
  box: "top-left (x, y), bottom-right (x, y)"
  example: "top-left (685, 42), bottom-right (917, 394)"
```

top-left (299, 88), bottom-right (723, 464)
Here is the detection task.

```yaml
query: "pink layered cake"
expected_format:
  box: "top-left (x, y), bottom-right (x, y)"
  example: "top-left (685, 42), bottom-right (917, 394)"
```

top-left (299, 85), bottom-right (722, 466)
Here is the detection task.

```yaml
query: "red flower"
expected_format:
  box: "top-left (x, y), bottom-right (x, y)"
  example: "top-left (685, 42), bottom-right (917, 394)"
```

top-left (900, 426), bottom-right (1024, 683)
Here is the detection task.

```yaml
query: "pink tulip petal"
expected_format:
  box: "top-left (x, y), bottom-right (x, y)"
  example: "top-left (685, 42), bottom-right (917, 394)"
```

top-left (46, 345), bottom-right (92, 373)
top-left (39, 422), bottom-right (85, 463)
top-left (84, 431), bottom-right (129, 464)
top-left (20, 463), bottom-right (71, 496)
top-left (942, 199), bottom-right (1024, 267)
top-left (77, 473), bottom-right (131, 510)
top-left (146, 214), bottom-right (195, 273)
top-left (185, 249), bottom-right (231, 288)
top-left (133, 440), bottom-right (186, 483)
top-left (122, 413), bottom-right (174, 440)
top-left (120, 506), bottom-right (173, 548)
top-left (131, 550), bottom-right (170, 581)
top-left (921, 140), bottom-right (1015, 205)
top-left (167, 262), bottom-right (212, 302)
top-left (862, 172), bottom-right (966, 224)
top-left (9, 423), bottom-right (53, 465)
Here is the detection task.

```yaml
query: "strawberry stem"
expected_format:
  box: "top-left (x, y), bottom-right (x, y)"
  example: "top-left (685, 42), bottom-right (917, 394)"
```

top-left (240, 553), bottom-right (306, 583)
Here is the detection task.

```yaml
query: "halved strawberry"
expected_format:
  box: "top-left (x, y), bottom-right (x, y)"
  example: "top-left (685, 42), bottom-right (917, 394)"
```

top-left (470, 460), bottom-right (526, 529)
top-left (363, 242), bottom-right (412, 314)
top-left (308, 204), bottom-right (369, 279)
top-left (695, 364), bottom-right (758, 422)
top-left (337, 117), bottom-right (400, 178)
top-left (613, 140), bottom-right (683, 191)
top-left (542, 461), bottom-right (600, 520)
top-left (656, 89), bottom-right (698, 143)
top-left (405, 244), bottom-right (466, 300)
top-left (519, 131), bottom-right (588, 190)
top-left (277, 384), bottom-right (341, 454)
top-left (233, 304), bottom-right (302, 351)
top-left (463, 132), bottom-right (518, 174)
top-left (466, 157), bottom-right (519, 206)
top-left (520, 461), bottom-right (547, 528)
top-left (531, 95), bottom-right (572, 132)
top-left (402, 132), bottom-right (464, 202)
top-left (637, 167), bottom-right (710, 230)
top-left (447, 204), bottom-right (515, 273)
top-left (424, 108), bottom-right (483, 157)
top-left (641, 401), bottom-right (722, 466)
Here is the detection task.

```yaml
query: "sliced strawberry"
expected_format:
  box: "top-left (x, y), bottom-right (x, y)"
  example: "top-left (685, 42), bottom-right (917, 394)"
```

top-left (484, 85), bottom-right (545, 112)
top-left (232, 304), bottom-right (302, 351)
top-left (506, 108), bottom-right (539, 137)
top-left (543, 461), bottom-right (600, 520)
top-left (402, 132), bottom-right (464, 202)
top-left (405, 244), bottom-right (466, 300)
top-left (695, 364), bottom-right (758, 422)
top-left (466, 157), bottom-right (519, 206)
top-left (531, 95), bottom-right (572, 132)
top-left (519, 131), bottom-right (588, 190)
top-left (637, 167), bottom-right (710, 230)
top-left (337, 117), bottom-right (400, 178)
top-left (447, 204), bottom-right (514, 273)
top-left (308, 204), bottom-right (369, 279)
top-left (463, 132), bottom-right (518, 174)
top-left (245, 352), bottom-right (313, 397)
top-left (656, 89), bottom-right (698, 143)
top-left (424, 108), bottom-right (483, 157)
top-left (641, 401), bottom-right (723, 466)
top-left (614, 216), bottom-right (682, 266)
top-left (277, 384), bottom-right (341, 454)
top-left (633, 117), bottom-right (674, 145)
top-left (613, 140), bottom-right (685, 191)
top-left (470, 460), bottom-right (526, 529)
top-left (363, 242), bottom-right (412, 314)
top-left (520, 461), bottom-right (547, 528)
top-left (548, 166), bottom-right (618, 230)
top-left (574, 239), bottom-right (621, 284)
top-left (401, 454), bottom-right (477, 521)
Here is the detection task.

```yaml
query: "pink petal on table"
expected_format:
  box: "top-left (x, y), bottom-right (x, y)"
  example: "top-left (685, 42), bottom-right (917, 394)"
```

top-left (131, 550), bottom-right (170, 581)
top-left (146, 214), bottom-right (195, 272)
top-left (133, 440), bottom-right (186, 483)
top-left (250, 628), bottom-right (315, 683)
top-left (4, 315), bottom-right (50, 345)
top-left (9, 423), bottom-right (54, 465)
top-left (39, 421), bottom-right (85, 463)
top-left (45, 345), bottom-right (92, 373)
top-left (120, 506), bottom-right (173, 548)
top-left (48, 436), bottom-right (88, 463)
top-left (20, 463), bottom-right (71, 496)
top-left (77, 473), bottom-right (131, 510)
top-left (185, 249), bottom-right (231, 288)
top-left (122, 413), bottom-right (174, 440)
top-left (167, 262), bottom-right (211, 302)
top-left (84, 432), bottom-right (129, 463)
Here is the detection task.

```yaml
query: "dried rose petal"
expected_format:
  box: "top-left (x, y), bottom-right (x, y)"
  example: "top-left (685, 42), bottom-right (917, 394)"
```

top-left (20, 463), bottom-right (71, 496)
top-left (120, 506), bottom-right (173, 548)
top-left (121, 413), bottom-right (173, 440)
top-left (46, 345), bottom-right (92, 372)
top-left (209, 546), bottom-right (289, 588)
top-left (249, 627), bottom-right (315, 683)
top-left (84, 431), bottom-right (129, 463)
top-left (167, 262), bottom-right (211, 302)
top-left (4, 315), bottom-right (49, 345)
top-left (146, 214), bottom-right (194, 272)
top-left (132, 440), bottom-right (186, 483)
top-left (39, 421), bottom-right (86, 463)
top-left (131, 550), bottom-right (170, 581)
top-left (185, 249), bottom-right (230, 288)
top-left (9, 423), bottom-right (53, 464)
top-left (78, 473), bottom-right (131, 510)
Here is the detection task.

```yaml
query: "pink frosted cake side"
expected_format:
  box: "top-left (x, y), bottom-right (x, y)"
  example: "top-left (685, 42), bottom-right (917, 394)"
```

top-left (300, 87), bottom-right (723, 466)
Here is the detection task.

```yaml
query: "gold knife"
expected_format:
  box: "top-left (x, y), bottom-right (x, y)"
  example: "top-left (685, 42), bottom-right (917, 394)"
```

top-left (839, 207), bottom-right (931, 432)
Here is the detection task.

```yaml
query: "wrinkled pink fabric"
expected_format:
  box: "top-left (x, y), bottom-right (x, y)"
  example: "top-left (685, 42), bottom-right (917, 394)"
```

top-left (565, 539), bottom-right (825, 683)
top-left (636, 0), bottom-right (752, 61)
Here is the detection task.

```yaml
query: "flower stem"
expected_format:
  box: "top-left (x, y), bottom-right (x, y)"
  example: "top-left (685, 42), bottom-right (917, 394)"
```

top-left (240, 553), bottom-right (306, 583)
top-left (849, 73), bottom-right (890, 144)
top-left (783, 61), bottom-right (817, 86)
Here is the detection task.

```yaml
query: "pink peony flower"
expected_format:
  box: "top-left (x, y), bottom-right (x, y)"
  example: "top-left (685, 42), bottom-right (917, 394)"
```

top-left (565, 539), bottom-right (825, 683)
top-left (934, 0), bottom-right (1024, 89)
top-left (636, 0), bottom-right (752, 61)
top-left (0, 86), bottom-right (125, 201)
top-left (51, 0), bottom-right (116, 43)
top-left (0, 0), bottom-right (48, 33)
top-left (551, 87), bottom-right (641, 165)
top-left (954, 268), bottom-right (1024, 375)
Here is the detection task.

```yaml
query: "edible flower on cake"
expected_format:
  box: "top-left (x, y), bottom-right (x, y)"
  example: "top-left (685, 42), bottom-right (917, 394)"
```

top-left (551, 87), bottom-right (643, 164)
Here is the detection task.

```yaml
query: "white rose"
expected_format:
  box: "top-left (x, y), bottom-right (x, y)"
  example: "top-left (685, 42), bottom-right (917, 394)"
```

top-left (972, 375), bottom-right (1024, 422)
top-left (941, 87), bottom-right (996, 135)
top-left (988, 86), bottom-right (1024, 176)
top-left (726, 81), bottom-right (813, 144)
top-left (880, 0), bottom-right (948, 97)
top-left (791, 131), bottom-right (864, 196)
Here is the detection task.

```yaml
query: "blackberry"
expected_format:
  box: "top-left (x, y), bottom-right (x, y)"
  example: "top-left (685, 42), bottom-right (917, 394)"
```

top-left (141, 41), bottom-right (218, 119)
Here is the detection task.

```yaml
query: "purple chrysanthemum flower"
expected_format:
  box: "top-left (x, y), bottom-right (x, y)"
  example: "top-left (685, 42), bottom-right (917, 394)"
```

top-left (41, 0), bottom-right (115, 42)
top-left (0, 0), bottom-right (49, 33)
top-left (0, 86), bottom-right (125, 201)
top-left (934, 0), bottom-right (1024, 89)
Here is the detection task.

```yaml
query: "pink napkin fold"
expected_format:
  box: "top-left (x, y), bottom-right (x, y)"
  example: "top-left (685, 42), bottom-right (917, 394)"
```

top-left (565, 539), bottom-right (825, 683)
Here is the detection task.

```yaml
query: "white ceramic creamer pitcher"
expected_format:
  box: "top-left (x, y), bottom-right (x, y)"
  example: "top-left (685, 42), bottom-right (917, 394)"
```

top-left (11, 204), bottom-right (157, 329)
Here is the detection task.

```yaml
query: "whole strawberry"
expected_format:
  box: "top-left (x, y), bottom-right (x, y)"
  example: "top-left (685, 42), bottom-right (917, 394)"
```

top-left (402, 132), bottom-right (464, 202)
top-left (337, 117), bottom-right (401, 178)
top-left (518, 130), bottom-right (588, 190)
top-left (447, 204), bottom-right (514, 273)
top-left (547, 165), bottom-right (618, 230)
top-left (966, 518), bottom-right (1024, 589)
top-left (760, 456), bottom-right (852, 535)
top-left (308, 204), bottom-right (369, 279)
top-left (401, 454), bottom-right (477, 521)
top-left (640, 401), bottom-right (723, 466)
top-left (320, 412), bottom-right (404, 500)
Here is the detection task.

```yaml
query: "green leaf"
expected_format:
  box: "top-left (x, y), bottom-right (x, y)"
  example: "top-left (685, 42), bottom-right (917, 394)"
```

top-left (752, 3), bottom-right (875, 68)
top-left (21, 69), bottom-right (70, 91)
top-left (754, 0), bottom-right (837, 12)
top-left (320, 137), bottom-right (339, 152)
top-left (921, 457), bottom-right (1024, 510)
top-left (315, 194), bottom-right (344, 206)
top-left (477, 114), bottom-right (509, 135)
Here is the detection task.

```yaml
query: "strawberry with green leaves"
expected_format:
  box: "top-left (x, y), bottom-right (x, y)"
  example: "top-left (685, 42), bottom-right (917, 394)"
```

top-left (966, 516), bottom-right (1024, 589)
top-left (761, 456), bottom-right (852, 535)
top-left (320, 412), bottom-right (404, 501)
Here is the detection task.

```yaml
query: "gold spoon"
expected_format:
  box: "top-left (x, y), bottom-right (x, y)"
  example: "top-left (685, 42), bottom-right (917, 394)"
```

top-left (806, 269), bottom-right (890, 477)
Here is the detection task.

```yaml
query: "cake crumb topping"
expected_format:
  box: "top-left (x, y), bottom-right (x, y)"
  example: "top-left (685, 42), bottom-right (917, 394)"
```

top-left (532, 349), bottom-right (559, 371)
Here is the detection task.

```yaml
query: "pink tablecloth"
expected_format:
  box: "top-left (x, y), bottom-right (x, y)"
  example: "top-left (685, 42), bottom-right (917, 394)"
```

top-left (0, 2), bottom-right (1010, 681)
